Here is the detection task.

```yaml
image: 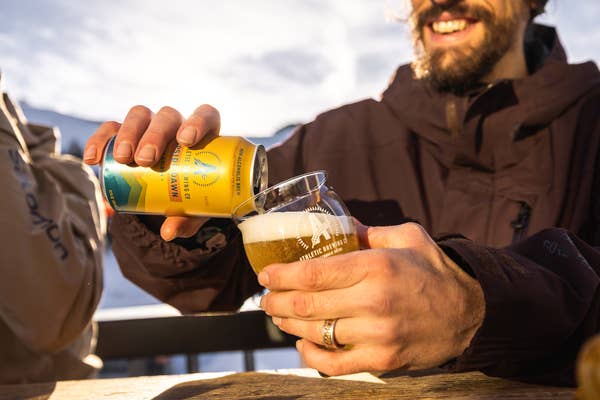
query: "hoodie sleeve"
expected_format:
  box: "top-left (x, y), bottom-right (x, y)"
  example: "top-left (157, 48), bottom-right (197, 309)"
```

top-left (109, 214), bottom-right (262, 313)
top-left (108, 126), bottom-right (312, 313)
top-left (0, 110), bottom-right (105, 353)
top-left (438, 229), bottom-right (600, 387)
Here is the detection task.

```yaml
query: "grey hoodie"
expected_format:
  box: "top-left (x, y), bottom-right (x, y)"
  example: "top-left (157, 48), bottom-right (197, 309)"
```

top-left (0, 78), bottom-right (105, 384)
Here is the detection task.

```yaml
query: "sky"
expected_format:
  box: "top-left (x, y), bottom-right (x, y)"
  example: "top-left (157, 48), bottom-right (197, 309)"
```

top-left (1, 0), bottom-right (599, 136)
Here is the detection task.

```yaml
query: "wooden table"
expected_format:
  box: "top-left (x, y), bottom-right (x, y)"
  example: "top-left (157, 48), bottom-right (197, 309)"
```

top-left (0, 368), bottom-right (575, 400)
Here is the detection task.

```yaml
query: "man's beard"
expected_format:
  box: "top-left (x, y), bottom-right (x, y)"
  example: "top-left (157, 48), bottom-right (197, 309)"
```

top-left (410, 3), bottom-right (520, 95)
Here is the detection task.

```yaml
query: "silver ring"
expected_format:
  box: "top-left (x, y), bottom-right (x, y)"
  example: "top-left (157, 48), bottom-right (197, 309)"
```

top-left (322, 319), bottom-right (342, 350)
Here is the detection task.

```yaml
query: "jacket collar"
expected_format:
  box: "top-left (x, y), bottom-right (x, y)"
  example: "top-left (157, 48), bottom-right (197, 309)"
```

top-left (381, 24), bottom-right (600, 146)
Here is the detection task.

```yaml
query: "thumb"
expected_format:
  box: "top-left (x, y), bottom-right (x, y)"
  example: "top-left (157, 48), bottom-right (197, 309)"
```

top-left (160, 216), bottom-right (209, 241)
top-left (359, 222), bottom-right (431, 250)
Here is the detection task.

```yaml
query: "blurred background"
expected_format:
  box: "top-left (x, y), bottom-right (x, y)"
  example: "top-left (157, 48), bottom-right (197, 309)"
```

top-left (1, 0), bottom-right (598, 377)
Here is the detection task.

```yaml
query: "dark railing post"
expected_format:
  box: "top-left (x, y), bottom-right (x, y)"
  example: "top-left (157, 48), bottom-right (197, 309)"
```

top-left (243, 350), bottom-right (255, 371)
top-left (186, 354), bottom-right (199, 373)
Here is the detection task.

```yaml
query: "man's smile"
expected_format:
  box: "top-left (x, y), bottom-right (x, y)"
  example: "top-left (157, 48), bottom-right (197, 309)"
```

top-left (425, 12), bottom-right (481, 46)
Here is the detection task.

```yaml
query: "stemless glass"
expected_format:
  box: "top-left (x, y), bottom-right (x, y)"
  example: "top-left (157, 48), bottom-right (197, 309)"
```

top-left (232, 171), bottom-right (360, 275)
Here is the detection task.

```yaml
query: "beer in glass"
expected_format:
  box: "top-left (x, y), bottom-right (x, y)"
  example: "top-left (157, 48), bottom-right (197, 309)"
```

top-left (233, 171), bottom-right (359, 274)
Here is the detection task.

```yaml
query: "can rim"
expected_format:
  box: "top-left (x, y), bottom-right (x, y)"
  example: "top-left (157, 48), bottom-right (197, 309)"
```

top-left (232, 170), bottom-right (328, 223)
top-left (99, 136), bottom-right (115, 202)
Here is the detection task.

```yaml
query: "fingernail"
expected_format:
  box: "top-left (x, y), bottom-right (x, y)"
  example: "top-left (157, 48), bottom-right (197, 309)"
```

top-left (259, 295), bottom-right (267, 311)
top-left (83, 146), bottom-right (97, 161)
top-left (137, 145), bottom-right (156, 162)
top-left (178, 127), bottom-right (197, 146)
top-left (272, 317), bottom-right (281, 326)
top-left (114, 142), bottom-right (133, 159)
top-left (161, 226), bottom-right (177, 242)
top-left (258, 272), bottom-right (270, 287)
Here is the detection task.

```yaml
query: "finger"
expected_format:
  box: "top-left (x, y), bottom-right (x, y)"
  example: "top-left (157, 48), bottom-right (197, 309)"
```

top-left (261, 287), bottom-right (359, 320)
top-left (258, 251), bottom-right (370, 291)
top-left (134, 106), bottom-right (183, 166)
top-left (84, 121), bottom-right (121, 165)
top-left (273, 317), bottom-right (383, 347)
top-left (176, 104), bottom-right (221, 147)
top-left (261, 276), bottom-right (402, 320)
top-left (113, 105), bottom-right (154, 164)
top-left (160, 216), bottom-right (210, 242)
top-left (297, 340), bottom-right (403, 376)
top-left (363, 222), bottom-right (432, 250)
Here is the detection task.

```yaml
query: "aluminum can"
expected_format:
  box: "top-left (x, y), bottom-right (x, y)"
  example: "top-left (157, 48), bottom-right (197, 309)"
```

top-left (101, 136), bottom-right (268, 217)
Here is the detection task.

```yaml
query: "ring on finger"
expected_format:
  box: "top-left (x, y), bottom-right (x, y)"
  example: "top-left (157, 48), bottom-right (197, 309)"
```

top-left (321, 319), bottom-right (343, 350)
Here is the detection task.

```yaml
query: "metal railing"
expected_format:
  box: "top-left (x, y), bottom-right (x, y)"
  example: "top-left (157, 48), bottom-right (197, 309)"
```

top-left (93, 305), bottom-right (296, 373)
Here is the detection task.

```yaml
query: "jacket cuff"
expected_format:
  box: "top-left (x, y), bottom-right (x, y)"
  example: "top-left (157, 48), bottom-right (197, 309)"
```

top-left (110, 214), bottom-right (233, 278)
top-left (437, 231), bottom-right (599, 386)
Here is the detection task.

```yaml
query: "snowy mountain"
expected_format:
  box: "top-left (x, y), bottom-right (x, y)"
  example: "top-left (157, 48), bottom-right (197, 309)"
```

top-left (20, 102), bottom-right (297, 156)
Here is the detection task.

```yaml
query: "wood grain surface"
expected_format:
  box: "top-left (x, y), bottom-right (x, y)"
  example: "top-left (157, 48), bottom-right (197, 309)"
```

top-left (0, 370), bottom-right (575, 400)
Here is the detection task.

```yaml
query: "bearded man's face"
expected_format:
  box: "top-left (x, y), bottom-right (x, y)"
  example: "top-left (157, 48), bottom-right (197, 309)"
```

top-left (410, 0), bottom-right (529, 94)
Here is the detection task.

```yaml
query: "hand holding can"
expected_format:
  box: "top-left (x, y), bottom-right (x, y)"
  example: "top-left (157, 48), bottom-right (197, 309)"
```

top-left (84, 104), bottom-right (227, 240)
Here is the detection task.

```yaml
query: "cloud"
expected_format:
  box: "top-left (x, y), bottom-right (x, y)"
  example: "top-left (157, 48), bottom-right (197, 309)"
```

top-left (0, 0), bottom-right (598, 136)
top-left (231, 49), bottom-right (333, 88)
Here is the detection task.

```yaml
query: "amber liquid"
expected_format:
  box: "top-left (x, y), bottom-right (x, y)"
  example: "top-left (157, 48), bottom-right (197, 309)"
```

top-left (243, 233), bottom-right (359, 274)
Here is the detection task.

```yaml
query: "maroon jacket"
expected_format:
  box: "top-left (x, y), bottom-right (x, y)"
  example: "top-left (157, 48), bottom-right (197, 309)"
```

top-left (110, 25), bottom-right (600, 386)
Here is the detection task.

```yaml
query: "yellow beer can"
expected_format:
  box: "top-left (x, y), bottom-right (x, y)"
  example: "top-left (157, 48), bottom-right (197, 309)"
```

top-left (101, 136), bottom-right (268, 217)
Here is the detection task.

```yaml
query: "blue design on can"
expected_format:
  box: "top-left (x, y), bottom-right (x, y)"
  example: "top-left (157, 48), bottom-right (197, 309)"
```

top-left (102, 137), bottom-right (133, 210)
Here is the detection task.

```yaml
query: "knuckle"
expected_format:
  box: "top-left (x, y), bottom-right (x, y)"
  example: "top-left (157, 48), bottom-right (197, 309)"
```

top-left (402, 222), bottom-right (425, 235)
top-left (370, 251), bottom-right (395, 276)
top-left (157, 106), bottom-right (183, 123)
top-left (196, 103), bottom-right (219, 116)
top-left (116, 124), bottom-right (138, 138)
top-left (368, 290), bottom-right (395, 316)
top-left (401, 223), bottom-right (431, 247)
top-left (292, 293), bottom-right (315, 318)
top-left (128, 105), bottom-right (152, 119)
top-left (98, 120), bottom-right (121, 133)
top-left (303, 262), bottom-right (326, 289)
top-left (142, 129), bottom-right (167, 140)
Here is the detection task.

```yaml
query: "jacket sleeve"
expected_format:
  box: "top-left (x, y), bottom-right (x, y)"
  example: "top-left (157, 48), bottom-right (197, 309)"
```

top-left (0, 115), bottom-right (105, 354)
top-left (108, 126), bottom-right (312, 313)
top-left (438, 229), bottom-right (600, 387)
top-left (110, 214), bottom-right (262, 313)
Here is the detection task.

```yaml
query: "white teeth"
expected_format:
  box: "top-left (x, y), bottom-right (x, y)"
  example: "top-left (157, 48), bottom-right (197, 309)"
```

top-left (432, 19), bottom-right (468, 34)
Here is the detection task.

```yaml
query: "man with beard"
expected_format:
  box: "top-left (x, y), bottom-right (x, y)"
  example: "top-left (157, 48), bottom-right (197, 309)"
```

top-left (84, 0), bottom-right (600, 386)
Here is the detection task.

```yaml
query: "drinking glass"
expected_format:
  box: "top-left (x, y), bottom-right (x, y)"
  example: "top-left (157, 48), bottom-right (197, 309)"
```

top-left (232, 171), bottom-right (359, 274)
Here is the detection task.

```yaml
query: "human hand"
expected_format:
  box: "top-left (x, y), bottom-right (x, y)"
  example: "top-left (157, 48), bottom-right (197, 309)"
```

top-left (83, 104), bottom-right (221, 240)
top-left (258, 222), bottom-right (485, 376)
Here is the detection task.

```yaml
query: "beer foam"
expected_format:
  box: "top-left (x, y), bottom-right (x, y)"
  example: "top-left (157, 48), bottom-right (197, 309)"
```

top-left (238, 211), bottom-right (355, 243)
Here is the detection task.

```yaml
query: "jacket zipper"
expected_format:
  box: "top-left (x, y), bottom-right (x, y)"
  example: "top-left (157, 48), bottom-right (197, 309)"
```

top-left (510, 201), bottom-right (532, 243)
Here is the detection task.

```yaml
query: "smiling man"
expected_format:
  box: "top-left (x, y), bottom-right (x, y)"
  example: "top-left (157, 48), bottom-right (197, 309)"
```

top-left (412, 0), bottom-right (534, 92)
top-left (85, 0), bottom-right (600, 387)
